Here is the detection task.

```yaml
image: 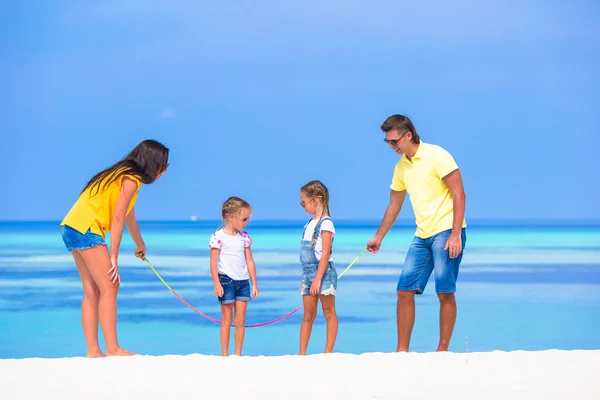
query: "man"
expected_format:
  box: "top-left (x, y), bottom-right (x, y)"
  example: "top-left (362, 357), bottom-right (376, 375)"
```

top-left (366, 114), bottom-right (467, 352)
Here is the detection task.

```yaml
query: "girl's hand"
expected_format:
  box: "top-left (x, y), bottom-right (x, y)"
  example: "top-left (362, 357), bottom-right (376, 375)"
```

top-left (252, 286), bottom-right (259, 298)
top-left (134, 243), bottom-right (147, 259)
top-left (108, 257), bottom-right (120, 285)
top-left (310, 278), bottom-right (322, 296)
top-left (214, 284), bottom-right (224, 297)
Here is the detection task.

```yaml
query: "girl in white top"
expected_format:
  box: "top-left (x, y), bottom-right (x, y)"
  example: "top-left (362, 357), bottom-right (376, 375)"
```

top-left (209, 196), bottom-right (258, 357)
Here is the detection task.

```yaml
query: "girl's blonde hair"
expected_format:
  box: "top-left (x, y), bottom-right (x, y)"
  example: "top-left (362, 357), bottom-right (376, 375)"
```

top-left (300, 180), bottom-right (330, 218)
top-left (218, 196), bottom-right (252, 231)
top-left (301, 180), bottom-right (331, 246)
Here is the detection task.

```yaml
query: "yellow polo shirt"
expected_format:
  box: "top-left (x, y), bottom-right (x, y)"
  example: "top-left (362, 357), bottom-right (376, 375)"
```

top-left (390, 142), bottom-right (466, 238)
top-left (61, 171), bottom-right (142, 238)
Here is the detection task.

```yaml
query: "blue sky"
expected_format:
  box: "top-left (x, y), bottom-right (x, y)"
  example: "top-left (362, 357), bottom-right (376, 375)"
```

top-left (1, 0), bottom-right (599, 221)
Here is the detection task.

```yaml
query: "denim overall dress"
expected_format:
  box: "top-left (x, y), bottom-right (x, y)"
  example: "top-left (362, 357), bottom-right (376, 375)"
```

top-left (300, 217), bottom-right (338, 296)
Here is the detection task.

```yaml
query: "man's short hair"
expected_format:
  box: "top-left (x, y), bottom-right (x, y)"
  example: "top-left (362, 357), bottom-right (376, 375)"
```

top-left (381, 114), bottom-right (420, 144)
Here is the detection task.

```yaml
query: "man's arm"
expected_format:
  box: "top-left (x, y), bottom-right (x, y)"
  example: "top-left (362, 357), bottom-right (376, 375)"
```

top-left (367, 189), bottom-right (406, 252)
top-left (442, 169), bottom-right (466, 234)
top-left (442, 169), bottom-right (466, 258)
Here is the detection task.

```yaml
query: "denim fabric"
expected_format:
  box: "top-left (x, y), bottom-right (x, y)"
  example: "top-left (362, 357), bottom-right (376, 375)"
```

top-left (218, 273), bottom-right (251, 304)
top-left (61, 225), bottom-right (106, 251)
top-left (397, 228), bottom-right (467, 294)
top-left (300, 217), bottom-right (337, 296)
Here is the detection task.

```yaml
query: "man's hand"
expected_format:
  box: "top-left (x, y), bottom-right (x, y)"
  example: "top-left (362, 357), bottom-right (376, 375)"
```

top-left (367, 236), bottom-right (383, 253)
top-left (444, 232), bottom-right (463, 259)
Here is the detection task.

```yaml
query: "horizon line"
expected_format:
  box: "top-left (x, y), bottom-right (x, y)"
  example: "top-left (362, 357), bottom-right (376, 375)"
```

top-left (1, 218), bottom-right (599, 227)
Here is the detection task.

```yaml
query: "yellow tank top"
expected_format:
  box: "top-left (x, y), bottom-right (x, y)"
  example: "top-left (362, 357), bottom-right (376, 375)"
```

top-left (61, 170), bottom-right (142, 238)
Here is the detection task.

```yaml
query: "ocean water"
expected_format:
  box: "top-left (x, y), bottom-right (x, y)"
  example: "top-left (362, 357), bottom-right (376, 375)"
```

top-left (0, 220), bottom-right (599, 359)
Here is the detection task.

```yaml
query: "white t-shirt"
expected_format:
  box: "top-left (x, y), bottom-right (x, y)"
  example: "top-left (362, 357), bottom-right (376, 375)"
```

top-left (303, 218), bottom-right (335, 262)
top-left (208, 229), bottom-right (252, 280)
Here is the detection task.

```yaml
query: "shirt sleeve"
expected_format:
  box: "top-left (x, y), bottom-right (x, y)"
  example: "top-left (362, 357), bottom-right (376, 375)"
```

top-left (242, 231), bottom-right (252, 248)
top-left (433, 146), bottom-right (459, 179)
top-left (390, 161), bottom-right (406, 191)
top-left (319, 219), bottom-right (335, 235)
top-left (208, 233), bottom-right (222, 249)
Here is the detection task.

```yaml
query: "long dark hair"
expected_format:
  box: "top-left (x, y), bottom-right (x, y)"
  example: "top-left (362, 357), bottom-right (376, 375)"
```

top-left (81, 139), bottom-right (169, 196)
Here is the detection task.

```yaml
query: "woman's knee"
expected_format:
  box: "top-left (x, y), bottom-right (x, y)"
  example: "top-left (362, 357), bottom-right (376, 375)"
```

top-left (82, 282), bottom-right (100, 301)
top-left (97, 281), bottom-right (119, 296)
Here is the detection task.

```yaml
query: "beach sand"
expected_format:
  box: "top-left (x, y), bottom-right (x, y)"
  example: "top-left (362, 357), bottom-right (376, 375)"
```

top-left (1, 349), bottom-right (598, 399)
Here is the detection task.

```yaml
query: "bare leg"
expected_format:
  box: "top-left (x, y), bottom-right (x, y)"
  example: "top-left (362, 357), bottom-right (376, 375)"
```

top-left (220, 303), bottom-right (233, 356)
top-left (396, 290), bottom-right (417, 352)
top-left (299, 295), bottom-right (319, 355)
top-left (437, 292), bottom-right (457, 352)
top-left (78, 246), bottom-right (134, 356)
top-left (319, 295), bottom-right (338, 353)
top-left (233, 300), bottom-right (248, 356)
top-left (71, 251), bottom-right (105, 358)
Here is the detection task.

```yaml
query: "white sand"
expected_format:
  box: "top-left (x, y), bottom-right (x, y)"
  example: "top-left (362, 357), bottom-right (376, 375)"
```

top-left (1, 350), bottom-right (598, 399)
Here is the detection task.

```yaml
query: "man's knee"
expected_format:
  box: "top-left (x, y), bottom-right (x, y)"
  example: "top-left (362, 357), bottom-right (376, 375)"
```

top-left (397, 290), bottom-right (417, 305)
top-left (437, 292), bottom-right (455, 304)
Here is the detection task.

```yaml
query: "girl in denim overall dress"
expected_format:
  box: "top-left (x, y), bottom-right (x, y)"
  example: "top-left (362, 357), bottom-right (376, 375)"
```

top-left (298, 180), bottom-right (338, 355)
top-left (209, 196), bottom-right (259, 357)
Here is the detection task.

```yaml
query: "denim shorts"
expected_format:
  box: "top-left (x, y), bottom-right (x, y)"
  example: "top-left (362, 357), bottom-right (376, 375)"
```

top-left (61, 225), bottom-right (106, 251)
top-left (300, 263), bottom-right (338, 296)
top-left (397, 228), bottom-right (467, 294)
top-left (218, 274), bottom-right (251, 304)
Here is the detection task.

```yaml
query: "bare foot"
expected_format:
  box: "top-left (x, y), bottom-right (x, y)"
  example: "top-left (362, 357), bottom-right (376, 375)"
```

top-left (106, 348), bottom-right (135, 357)
top-left (86, 349), bottom-right (107, 358)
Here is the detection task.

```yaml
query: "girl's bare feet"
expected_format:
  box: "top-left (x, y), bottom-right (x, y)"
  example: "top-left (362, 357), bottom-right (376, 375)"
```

top-left (106, 347), bottom-right (135, 357)
top-left (86, 348), bottom-right (107, 358)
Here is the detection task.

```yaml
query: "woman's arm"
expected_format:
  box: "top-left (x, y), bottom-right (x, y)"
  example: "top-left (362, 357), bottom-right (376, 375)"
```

top-left (107, 178), bottom-right (138, 283)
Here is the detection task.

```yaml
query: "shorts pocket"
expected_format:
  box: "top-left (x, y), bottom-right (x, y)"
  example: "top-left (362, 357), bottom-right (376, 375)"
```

top-left (218, 274), bottom-right (233, 285)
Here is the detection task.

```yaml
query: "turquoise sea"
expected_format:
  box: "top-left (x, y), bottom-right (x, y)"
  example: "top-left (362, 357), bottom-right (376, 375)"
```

top-left (1, 220), bottom-right (599, 359)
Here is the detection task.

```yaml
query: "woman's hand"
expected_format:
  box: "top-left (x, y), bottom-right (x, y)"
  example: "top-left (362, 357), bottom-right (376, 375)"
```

top-left (134, 242), bottom-right (147, 259)
top-left (108, 257), bottom-right (120, 285)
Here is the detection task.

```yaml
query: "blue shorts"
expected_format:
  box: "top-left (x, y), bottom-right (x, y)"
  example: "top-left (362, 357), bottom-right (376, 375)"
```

top-left (301, 263), bottom-right (338, 296)
top-left (61, 225), bottom-right (106, 251)
top-left (218, 274), bottom-right (251, 304)
top-left (397, 228), bottom-right (466, 294)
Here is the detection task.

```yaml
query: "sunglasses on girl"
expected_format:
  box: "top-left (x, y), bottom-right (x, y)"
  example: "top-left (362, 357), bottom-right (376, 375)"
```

top-left (228, 213), bottom-right (250, 222)
top-left (300, 196), bottom-right (322, 207)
